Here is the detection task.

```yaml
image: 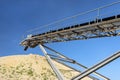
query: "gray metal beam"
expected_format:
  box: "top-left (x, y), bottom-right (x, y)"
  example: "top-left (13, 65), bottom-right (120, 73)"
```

top-left (43, 45), bottom-right (109, 80)
top-left (72, 51), bottom-right (120, 80)
top-left (39, 44), bottom-right (65, 80)
top-left (54, 60), bottom-right (98, 80)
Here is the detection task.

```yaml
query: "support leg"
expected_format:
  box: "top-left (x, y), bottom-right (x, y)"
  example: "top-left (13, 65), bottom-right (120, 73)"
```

top-left (39, 44), bottom-right (65, 80)
top-left (72, 51), bottom-right (120, 80)
top-left (43, 45), bottom-right (109, 80)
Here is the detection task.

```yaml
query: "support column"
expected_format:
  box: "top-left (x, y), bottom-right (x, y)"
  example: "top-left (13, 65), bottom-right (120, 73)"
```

top-left (39, 44), bottom-right (65, 80)
top-left (43, 45), bottom-right (109, 80)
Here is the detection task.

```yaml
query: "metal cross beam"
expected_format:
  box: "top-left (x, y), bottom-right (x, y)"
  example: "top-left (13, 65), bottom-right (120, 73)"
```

top-left (72, 51), bottom-right (120, 80)
top-left (42, 45), bottom-right (110, 80)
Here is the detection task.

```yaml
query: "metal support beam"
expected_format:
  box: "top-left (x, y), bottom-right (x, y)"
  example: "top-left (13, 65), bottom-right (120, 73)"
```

top-left (72, 51), bottom-right (120, 80)
top-left (54, 60), bottom-right (99, 80)
top-left (39, 44), bottom-right (65, 80)
top-left (43, 45), bottom-right (109, 80)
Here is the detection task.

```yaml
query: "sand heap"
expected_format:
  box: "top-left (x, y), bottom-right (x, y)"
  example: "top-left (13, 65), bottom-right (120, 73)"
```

top-left (0, 54), bottom-right (93, 80)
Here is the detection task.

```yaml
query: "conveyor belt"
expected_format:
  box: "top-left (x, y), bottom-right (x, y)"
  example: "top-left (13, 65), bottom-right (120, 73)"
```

top-left (21, 14), bottom-right (120, 49)
top-left (20, 1), bottom-right (120, 80)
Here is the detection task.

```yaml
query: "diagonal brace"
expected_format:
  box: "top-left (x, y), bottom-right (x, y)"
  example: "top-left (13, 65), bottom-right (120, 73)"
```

top-left (72, 51), bottom-right (120, 80)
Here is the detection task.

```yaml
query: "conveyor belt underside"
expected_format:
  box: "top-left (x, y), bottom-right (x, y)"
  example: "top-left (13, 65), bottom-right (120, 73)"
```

top-left (21, 14), bottom-right (120, 47)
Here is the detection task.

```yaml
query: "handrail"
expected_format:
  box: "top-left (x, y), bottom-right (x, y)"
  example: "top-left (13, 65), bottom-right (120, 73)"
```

top-left (26, 1), bottom-right (120, 34)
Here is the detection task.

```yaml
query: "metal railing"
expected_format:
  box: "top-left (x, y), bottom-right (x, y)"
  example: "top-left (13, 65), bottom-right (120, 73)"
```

top-left (23, 1), bottom-right (120, 37)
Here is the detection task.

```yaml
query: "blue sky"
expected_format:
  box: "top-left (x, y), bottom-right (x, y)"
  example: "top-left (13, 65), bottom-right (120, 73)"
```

top-left (0, 0), bottom-right (120, 80)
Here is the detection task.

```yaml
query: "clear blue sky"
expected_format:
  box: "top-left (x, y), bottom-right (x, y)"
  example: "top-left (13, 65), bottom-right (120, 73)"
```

top-left (0, 0), bottom-right (120, 80)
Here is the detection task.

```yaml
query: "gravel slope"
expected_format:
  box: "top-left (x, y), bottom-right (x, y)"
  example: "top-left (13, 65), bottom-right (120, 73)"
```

top-left (0, 54), bottom-right (93, 80)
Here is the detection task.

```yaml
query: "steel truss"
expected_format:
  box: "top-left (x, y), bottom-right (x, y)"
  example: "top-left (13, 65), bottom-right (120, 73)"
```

top-left (20, 14), bottom-right (120, 80)
top-left (39, 44), bottom-right (112, 80)
top-left (21, 14), bottom-right (120, 46)
top-left (20, 2), bottom-right (120, 80)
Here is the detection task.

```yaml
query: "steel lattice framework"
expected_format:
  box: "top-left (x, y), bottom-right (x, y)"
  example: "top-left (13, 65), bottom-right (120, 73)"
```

top-left (21, 14), bottom-right (120, 49)
top-left (20, 14), bottom-right (120, 80)
top-left (20, 1), bottom-right (120, 80)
